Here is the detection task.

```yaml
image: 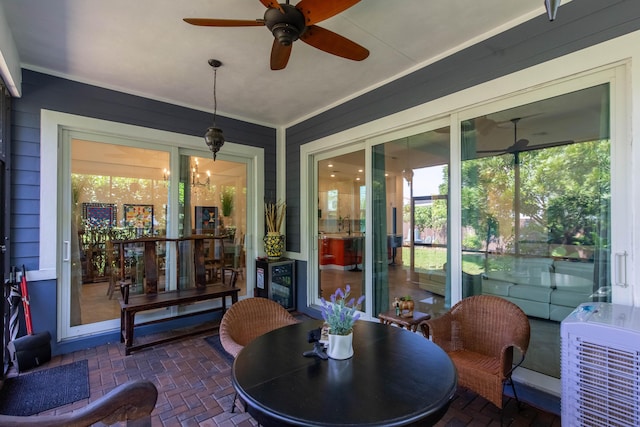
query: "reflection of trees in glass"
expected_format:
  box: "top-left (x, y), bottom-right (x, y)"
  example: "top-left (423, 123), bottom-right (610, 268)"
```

top-left (404, 197), bottom-right (447, 243)
top-left (72, 174), bottom-right (167, 230)
top-left (459, 140), bottom-right (610, 258)
top-left (414, 205), bottom-right (432, 235)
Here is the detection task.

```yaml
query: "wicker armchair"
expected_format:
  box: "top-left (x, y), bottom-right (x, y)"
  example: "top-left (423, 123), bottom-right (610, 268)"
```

top-left (422, 295), bottom-right (530, 409)
top-left (219, 297), bottom-right (300, 412)
top-left (0, 380), bottom-right (157, 426)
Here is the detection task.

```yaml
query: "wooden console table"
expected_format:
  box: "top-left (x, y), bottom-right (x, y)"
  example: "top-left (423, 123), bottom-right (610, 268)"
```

top-left (119, 282), bottom-right (239, 355)
top-left (115, 235), bottom-right (239, 354)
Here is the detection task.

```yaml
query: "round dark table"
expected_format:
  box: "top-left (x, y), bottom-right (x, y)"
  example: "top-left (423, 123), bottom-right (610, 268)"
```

top-left (232, 320), bottom-right (457, 427)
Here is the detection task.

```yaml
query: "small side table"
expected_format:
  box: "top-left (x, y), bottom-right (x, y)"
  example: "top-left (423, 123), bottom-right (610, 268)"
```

top-left (378, 309), bottom-right (431, 332)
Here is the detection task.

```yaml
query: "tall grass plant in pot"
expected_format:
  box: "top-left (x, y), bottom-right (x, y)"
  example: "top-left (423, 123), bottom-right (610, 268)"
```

top-left (221, 187), bottom-right (235, 238)
top-left (264, 200), bottom-right (286, 259)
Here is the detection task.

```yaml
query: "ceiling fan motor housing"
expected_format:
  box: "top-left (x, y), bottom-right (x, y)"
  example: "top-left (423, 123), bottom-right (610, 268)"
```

top-left (264, 4), bottom-right (306, 45)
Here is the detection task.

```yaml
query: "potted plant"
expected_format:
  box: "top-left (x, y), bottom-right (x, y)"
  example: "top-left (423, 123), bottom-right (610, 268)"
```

top-left (320, 284), bottom-right (365, 359)
top-left (221, 187), bottom-right (235, 239)
top-left (264, 200), bottom-right (286, 259)
top-left (221, 187), bottom-right (234, 218)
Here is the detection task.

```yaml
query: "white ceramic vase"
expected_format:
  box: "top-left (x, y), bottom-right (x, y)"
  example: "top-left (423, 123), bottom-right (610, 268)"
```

top-left (327, 331), bottom-right (354, 360)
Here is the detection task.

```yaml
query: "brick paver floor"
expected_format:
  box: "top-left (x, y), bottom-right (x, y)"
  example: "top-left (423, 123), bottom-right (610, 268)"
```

top-left (16, 321), bottom-right (561, 426)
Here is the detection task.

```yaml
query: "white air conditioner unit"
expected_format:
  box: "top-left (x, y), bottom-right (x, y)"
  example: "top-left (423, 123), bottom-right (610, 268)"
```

top-left (561, 302), bottom-right (640, 427)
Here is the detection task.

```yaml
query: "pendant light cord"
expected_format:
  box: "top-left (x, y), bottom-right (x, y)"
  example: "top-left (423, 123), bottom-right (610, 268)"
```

top-left (213, 67), bottom-right (218, 127)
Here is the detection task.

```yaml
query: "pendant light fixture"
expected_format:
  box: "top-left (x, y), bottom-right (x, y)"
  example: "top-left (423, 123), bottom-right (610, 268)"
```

top-left (544, 0), bottom-right (561, 21)
top-left (204, 59), bottom-right (225, 160)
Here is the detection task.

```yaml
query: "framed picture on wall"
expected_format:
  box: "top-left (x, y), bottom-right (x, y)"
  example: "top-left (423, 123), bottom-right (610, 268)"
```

top-left (82, 203), bottom-right (117, 228)
top-left (195, 206), bottom-right (218, 234)
top-left (123, 204), bottom-right (154, 234)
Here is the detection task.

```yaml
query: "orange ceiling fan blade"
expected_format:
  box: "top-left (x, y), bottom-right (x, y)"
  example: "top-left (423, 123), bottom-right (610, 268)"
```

top-left (300, 25), bottom-right (369, 61)
top-left (270, 39), bottom-right (293, 70)
top-left (296, 0), bottom-right (360, 26)
top-left (259, 0), bottom-right (285, 13)
top-left (183, 18), bottom-right (265, 27)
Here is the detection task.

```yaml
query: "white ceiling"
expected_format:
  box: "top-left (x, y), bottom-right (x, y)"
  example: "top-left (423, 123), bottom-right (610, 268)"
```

top-left (1, 0), bottom-right (555, 127)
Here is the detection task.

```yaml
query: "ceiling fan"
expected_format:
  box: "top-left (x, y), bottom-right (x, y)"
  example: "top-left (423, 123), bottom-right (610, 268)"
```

top-left (184, 0), bottom-right (370, 70)
top-left (476, 118), bottom-right (574, 156)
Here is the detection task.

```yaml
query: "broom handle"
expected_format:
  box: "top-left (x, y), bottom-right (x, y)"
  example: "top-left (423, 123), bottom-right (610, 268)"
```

top-left (20, 265), bottom-right (34, 335)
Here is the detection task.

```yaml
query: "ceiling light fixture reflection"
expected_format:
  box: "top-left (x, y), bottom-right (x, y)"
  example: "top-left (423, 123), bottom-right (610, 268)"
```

top-left (191, 160), bottom-right (210, 188)
top-left (402, 169), bottom-right (414, 184)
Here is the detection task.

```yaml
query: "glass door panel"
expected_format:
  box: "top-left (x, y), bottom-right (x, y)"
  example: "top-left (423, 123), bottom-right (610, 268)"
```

top-left (371, 128), bottom-right (450, 317)
top-left (317, 151), bottom-right (366, 302)
top-left (178, 154), bottom-right (248, 295)
top-left (70, 139), bottom-right (169, 326)
top-left (460, 84), bottom-right (611, 378)
top-left (68, 146), bottom-right (250, 328)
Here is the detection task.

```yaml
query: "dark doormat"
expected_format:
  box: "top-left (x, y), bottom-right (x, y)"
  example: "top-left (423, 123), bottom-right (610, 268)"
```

top-left (204, 334), bottom-right (234, 364)
top-left (0, 359), bottom-right (90, 416)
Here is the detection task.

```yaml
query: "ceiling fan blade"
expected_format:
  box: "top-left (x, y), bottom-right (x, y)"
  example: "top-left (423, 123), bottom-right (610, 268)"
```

top-left (296, 0), bottom-right (360, 26)
top-left (476, 139), bottom-right (575, 154)
top-left (271, 39), bottom-right (292, 70)
top-left (300, 25), bottom-right (369, 61)
top-left (259, 0), bottom-right (285, 13)
top-left (530, 139), bottom-right (575, 151)
top-left (476, 149), bottom-right (507, 154)
top-left (183, 18), bottom-right (265, 27)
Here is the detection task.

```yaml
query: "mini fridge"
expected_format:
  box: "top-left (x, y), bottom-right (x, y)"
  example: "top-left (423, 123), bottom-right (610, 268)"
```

top-left (255, 258), bottom-right (296, 311)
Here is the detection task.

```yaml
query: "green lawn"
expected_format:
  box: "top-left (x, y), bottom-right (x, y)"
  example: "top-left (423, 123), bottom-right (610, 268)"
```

top-left (400, 246), bottom-right (485, 275)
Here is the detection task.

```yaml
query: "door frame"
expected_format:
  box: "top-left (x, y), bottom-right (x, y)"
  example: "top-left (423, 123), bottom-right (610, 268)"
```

top-left (1, 84), bottom-right (10, 375)
top-left (40, 110), bottom-right (264, 340)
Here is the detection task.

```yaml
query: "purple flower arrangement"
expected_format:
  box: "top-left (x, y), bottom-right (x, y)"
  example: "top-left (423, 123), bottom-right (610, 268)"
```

top-left (320, 284), bottom-right (365, 335)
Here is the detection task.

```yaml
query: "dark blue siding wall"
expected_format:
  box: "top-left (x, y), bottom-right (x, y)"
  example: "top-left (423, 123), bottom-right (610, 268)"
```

top-left (12, 70), bottom-right (276, 270)
top-left (10, 70), bottom-right (276, 354)
top-left (285, 0), bottom-right (640, 254)
top-left (11, 107), bottom-right (40, 268)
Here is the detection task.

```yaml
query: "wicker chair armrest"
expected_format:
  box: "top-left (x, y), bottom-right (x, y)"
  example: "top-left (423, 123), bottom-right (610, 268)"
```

top-left (219, 329), bottom-right (244, 358)
top-left (424, 312), bottom-right (453, 347)
top-left (513, 333), bottom-right (530, 358)
top-left (0, 380), bottom-right (157, 427)
top-left (499, 316), bottom-right (530, 376)
top-left (500, 342), bottom-right (527, 378)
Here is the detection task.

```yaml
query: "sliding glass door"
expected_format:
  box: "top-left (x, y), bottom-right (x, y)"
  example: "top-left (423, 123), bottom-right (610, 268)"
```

top-left (68, 140), bottom-right (170, 327)
top-left (370, 129), bottom-right (451, 316)
top-left (461, 84), bottom-right (611, 378)
top-left (312, 129), bottom-right (452, 316)
top-left (61, 133), bottom-right (251, 338)
top-left (307, 67), bottom-right (627, 388)
top-left (317, 151), bottom-right (366, 302)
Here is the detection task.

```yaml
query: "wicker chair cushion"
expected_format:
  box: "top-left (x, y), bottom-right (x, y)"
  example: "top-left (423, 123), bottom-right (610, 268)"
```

top-left (219, 297), bottom-right (300, 358)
